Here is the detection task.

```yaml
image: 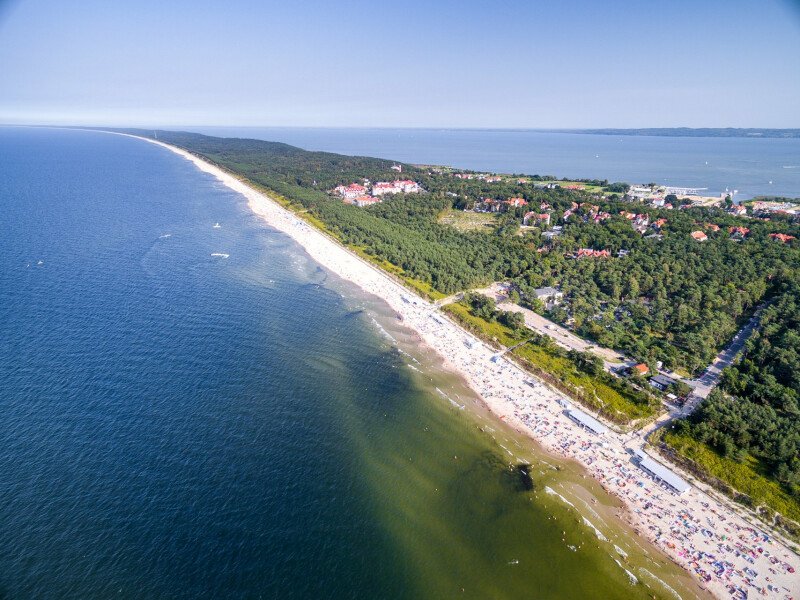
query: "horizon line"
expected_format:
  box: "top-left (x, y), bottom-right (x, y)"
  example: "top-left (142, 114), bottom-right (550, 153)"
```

top-left (3, 123), bottom-right (800, 132)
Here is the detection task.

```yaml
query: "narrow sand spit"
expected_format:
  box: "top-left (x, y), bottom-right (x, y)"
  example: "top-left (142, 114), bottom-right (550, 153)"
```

top-left (125, 133), bottom-right (800, 599)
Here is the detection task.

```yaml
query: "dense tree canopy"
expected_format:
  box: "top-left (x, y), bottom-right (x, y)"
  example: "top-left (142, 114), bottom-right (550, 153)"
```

top-left (682, 283), bottom-right (800, 497)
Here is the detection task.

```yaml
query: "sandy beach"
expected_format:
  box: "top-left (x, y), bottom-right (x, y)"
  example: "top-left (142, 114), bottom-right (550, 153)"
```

top-left (126, 133), bottom-right (799, 600)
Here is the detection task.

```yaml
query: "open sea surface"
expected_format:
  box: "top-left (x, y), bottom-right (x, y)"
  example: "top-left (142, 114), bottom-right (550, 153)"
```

top-left (0, 127), bottom-right (704, 599)
top-left (195, 126), bottom-right (800, 200)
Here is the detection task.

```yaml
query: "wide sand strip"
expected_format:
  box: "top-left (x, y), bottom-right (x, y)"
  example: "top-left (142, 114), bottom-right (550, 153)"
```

top-left (124, 133), bottom-right (799, 599)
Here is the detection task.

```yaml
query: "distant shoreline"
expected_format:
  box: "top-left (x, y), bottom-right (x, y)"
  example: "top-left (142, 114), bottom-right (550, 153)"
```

top-left (550, 127), bottom-right (800, 139)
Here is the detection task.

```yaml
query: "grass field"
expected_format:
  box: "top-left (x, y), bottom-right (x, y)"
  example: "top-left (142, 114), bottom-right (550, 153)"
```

top-left (537, 180), bottom-right (608, 194)
top-left (437, 209), bottom-right (499, 232)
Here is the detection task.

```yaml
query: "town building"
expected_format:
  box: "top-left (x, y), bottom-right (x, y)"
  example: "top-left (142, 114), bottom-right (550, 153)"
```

top-left (372, 180), bottom-right (421, 196)
top-left (649, 373), bottom-right (677, 391)
top-left (690, 231), bottom-right (708, 242)
top-left (334, 183), bottom-right (367, 199)
top-left (354, 195), bottom-right (380, 207)
top-left (533, 287), bottom-right (563, 310)
top-left (728, 204), bottom-right (747, 216)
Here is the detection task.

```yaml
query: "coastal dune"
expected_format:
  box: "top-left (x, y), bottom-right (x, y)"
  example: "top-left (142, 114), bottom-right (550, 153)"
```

top-left (124, 133), bottom-right (799, 600)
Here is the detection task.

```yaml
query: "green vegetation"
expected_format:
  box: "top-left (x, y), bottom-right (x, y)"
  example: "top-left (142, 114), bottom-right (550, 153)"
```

top-left (662, 429), bottom-right (800, 526)
top-left (662, 282), bottom-right (800, 532)
top-left (444, 295), bottom-right (657, 424)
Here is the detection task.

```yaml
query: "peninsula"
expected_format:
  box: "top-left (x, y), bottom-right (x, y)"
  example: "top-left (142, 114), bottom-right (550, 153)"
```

top-left (109, 129), bottom-right (800, 599)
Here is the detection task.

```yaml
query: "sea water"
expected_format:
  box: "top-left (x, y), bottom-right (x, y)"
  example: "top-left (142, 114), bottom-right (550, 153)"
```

top-left (0, 127), bottom-right (704, 599)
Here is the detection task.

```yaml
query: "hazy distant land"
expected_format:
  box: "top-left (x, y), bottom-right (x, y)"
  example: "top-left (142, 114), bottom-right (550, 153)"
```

top-left (560, 127), bottom-right (800, 138)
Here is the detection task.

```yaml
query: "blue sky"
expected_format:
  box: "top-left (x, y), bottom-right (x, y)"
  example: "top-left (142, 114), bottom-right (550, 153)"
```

top-left (0, 0), bottom-right (798, 127)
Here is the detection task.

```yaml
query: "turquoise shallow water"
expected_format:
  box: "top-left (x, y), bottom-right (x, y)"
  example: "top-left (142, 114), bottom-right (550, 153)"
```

top-left (0, 128), bottom-right (702, 599)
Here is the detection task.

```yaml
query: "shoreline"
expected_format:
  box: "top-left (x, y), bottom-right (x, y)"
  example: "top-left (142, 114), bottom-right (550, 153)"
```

top-left (121, 132), bottom-right (799, 599)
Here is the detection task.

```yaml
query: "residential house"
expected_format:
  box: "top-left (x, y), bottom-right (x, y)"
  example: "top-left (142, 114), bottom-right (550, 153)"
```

top-left (690, 231), bottom-right (708, 242)
top-left (533, 287), bottom-right (564, 310)
top-left (633, 214), bottom-right (650, 233)
top-left (477, 198), bottom-right (502, 213)
top-left (729, 226), bottom-right (750, 239)
top-left (523, 211), bottom-right (550, 226)
top-left (769, 233), bottom-right (796, 243)
top-left (576, 248), bottom-right (611, 259)
top-left (504, 197), bottom-right (528, 209)
top-left (631, 363), bottom-right (649, 376)
top-left (728, 204), bottom-right (747, 216)
top-left (542, 226), bottom-right (563, 241)
top-left (649, 374), bottom-right (677, 392)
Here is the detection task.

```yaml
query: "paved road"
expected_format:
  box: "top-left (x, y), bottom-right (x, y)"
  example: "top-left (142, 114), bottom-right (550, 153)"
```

top-left (682, 304), bottom-right (766, 402)
top-left (497, 302), bottom-right (628, 369)
top-left (438, 284), bottom-right (631, 371)
top-left (637, 304), bottom-right (768, 440)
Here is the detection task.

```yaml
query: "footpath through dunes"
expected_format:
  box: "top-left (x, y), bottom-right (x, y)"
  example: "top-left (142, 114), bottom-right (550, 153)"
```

top-left (119, 132), bottom-right (800, 600)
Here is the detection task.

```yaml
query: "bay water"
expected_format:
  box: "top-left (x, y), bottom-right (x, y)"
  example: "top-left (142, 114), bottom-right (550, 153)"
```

top-left (195, 126), bottom-right (800, 200)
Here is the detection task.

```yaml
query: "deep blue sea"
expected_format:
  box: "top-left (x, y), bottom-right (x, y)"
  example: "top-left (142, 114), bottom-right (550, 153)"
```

top-left (195, 126), bottom-right (800, 200)
top-left (0, 127), bottom-right (703, 599)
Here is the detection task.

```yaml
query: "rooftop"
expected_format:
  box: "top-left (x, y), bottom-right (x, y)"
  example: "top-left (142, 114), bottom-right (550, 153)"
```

top-left (635, 452), bottom-right (691, 494)
top-left (567, 409), bottom-right (608, 435)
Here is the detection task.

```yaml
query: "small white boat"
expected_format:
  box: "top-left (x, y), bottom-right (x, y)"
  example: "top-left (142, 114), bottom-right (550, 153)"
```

top-left (210, 253), bottom-right (229, 259)
top-left (213, 222), bottom-right (221, 228)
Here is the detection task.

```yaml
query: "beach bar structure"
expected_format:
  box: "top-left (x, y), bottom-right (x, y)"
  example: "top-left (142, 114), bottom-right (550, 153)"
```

top-left (566, 409), bottom-right (608, 436)
top-left (635, 451), bottom-right (691, 495)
